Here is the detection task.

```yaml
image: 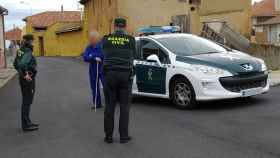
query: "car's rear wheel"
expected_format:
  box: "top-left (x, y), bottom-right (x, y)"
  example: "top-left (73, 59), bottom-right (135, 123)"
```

top-left (171, 78), bottom-right (196, 109)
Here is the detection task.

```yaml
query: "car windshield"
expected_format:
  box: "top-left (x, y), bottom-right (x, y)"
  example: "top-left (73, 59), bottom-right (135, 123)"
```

top-left (157, 35), bottom-right (227, 56)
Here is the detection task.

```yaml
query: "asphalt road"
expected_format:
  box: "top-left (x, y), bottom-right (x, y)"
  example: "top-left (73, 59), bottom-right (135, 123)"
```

top-left (1, 57), bottom-right (280, 158)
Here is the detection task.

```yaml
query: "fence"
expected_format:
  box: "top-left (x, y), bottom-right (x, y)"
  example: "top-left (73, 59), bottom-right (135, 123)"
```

top-left (249, 43), bottom-right (280, 70)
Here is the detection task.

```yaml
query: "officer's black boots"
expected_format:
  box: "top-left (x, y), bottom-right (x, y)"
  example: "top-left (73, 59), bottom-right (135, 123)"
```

top-left (22, 125), bottom-right (38, 132)
top-left (30, 123), bottom-right (39, 127)
top-left (120, 136), bottom-right (132, 144)
top-left (104, 136), bottom-right (113, 144)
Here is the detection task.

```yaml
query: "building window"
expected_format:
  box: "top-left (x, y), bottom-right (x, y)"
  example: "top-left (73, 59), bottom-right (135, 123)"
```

top-left (33, 27), bottom-right (47, 32)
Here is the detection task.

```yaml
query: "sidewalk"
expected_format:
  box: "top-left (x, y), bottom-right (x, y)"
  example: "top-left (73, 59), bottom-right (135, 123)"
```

top-left (0, 68), bottom-right (17, 89)
top-left (270, 70), bottom-right (280, 87)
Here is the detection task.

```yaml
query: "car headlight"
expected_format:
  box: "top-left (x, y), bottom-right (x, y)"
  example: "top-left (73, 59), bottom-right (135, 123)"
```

top-left (190, 64), bottom-right (229, 75)
top-left (255, 58), bottom-right (267, 71)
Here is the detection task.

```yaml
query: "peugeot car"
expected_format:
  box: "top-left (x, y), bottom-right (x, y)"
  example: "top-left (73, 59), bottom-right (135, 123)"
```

top-left (132, 34), bottom-right (269, 109)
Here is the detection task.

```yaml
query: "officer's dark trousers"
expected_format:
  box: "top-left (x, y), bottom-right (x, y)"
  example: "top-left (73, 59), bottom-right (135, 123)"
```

top-left (19, 78), bottom-right (35, 129)
top-left (104, 70), bottom-right (132, 138)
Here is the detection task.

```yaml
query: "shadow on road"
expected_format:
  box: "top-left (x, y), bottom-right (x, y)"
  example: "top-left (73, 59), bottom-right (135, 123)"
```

top-left (132, 95), bottom-right (269, 111)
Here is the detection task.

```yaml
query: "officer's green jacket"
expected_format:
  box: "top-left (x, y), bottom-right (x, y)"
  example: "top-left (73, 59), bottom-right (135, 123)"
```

top-left (14, 43), bottom-right (37, 77)
top-left (102, 30), bottom-right (136, 71)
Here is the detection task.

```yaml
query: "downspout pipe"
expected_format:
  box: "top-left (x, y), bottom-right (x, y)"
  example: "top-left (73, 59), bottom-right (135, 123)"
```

top-left (1, 9), bottom-right (8, 68)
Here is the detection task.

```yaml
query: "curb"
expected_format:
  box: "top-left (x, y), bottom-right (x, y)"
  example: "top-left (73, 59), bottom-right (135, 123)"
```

top-left (270, 82), bottom-right (280, 87)
top-left (0, 70), bottom-right (17, 89)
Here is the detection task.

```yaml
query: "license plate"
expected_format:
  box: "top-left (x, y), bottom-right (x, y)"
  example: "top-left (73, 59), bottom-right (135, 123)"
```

top-left (241, 87), bottom-right (263, 97)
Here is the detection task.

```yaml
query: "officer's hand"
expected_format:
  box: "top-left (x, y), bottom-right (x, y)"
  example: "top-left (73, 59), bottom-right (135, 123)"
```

top-left (95, 57), bottom-right (102, 63)
top-left (24, 74), bottom-right (32, 82)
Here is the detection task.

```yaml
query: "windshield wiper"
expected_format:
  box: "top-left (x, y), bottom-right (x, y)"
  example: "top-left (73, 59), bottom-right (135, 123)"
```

top-left (206, 51), bottom-right (222, 54)
top-left (216, 42), bottom-right (233, 52)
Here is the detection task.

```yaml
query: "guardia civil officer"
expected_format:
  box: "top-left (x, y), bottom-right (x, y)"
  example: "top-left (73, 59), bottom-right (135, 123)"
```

top-left (102, 18), bottom-right (136, 144)
top-left (14, 34), bottom-right (39, 132)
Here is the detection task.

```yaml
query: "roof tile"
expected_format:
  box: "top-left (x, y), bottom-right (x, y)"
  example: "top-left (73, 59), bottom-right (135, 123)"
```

top-left (5, 27), bottom-right (22, 41)
top-left (24, 11), bottom-right (81, 28)
top-left (252, 0), bottom-right (278, 17)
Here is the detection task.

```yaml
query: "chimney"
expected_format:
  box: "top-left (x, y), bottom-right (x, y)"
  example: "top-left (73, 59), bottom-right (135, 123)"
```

top-left (61, 5), bottom-right (64, 12)
top-left (276, 0), bottom-right (280, 12)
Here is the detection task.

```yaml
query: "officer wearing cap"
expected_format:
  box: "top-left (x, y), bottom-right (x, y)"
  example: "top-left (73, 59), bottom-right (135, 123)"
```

top-left (102, 18), bottom-right (136, 144)
top-left (14, 34), bottom-right (39, 132)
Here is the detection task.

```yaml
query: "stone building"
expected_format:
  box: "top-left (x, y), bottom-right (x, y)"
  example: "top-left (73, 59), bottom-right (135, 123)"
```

top-left (252, 0), bottom-right (280, 44)
top-left (80, 0), bottom-right (251, 38)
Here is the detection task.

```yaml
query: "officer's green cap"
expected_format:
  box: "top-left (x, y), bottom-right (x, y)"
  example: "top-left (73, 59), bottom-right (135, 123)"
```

top-left (22, 34), bottom-right (34, 41)
top-left (114, 18), bottom-right (126, 28)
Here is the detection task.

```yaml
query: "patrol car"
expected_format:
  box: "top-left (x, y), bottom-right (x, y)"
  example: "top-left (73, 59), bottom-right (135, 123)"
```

top-left (132, 34), bottom-right (269, 109)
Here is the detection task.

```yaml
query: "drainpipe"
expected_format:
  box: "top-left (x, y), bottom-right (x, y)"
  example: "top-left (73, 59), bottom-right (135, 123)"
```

top-left (2, 11), bottom-right (7, 68)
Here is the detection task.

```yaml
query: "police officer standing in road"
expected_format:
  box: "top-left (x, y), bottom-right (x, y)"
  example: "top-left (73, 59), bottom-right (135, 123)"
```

top-left (14, 34), bottom-right (39, 132)
top-left (102, 18), bottom-right (136, 144)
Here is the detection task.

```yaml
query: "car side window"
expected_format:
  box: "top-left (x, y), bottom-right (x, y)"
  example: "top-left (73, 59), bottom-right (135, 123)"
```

top-left (140, 39), bottom-right (169, 64)
top-left (135, 39), bottom-right (142, 60)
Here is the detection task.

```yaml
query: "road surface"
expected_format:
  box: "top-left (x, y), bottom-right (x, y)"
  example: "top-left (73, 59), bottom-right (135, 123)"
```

top-left (1, 57), bottom-right (280, 158)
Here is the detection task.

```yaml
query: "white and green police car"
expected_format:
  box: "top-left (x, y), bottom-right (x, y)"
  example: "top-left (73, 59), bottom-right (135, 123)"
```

top-left (132, 34), bottom-right (269, 109)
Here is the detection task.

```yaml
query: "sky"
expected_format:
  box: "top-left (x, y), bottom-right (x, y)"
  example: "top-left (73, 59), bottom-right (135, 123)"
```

top-left (0, 0), bottom-right (81, 31)
top-left (1, 0), bottom-right (264, 31)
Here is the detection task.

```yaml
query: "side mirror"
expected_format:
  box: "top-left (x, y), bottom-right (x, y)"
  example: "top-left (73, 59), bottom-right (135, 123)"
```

top-left (147, 54), bottom-right (161, 66)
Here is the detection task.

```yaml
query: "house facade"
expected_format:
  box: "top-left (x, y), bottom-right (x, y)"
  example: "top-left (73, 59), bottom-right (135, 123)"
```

top-left (0, 6), bottom-right (8, 69)
top-left (80, 0), bottom-right (251, 38)
top-left (252, 0), bottom-right (280, 44)
top-left (23, 11), bottom-right (85, 56)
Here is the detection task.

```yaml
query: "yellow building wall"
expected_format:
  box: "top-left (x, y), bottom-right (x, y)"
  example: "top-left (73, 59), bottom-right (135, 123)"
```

top-left (83, 0), bottom-right (118, 37)
top-left (199, 0), bottom-right (252, 37)
top-left (25, 21), bottom-right (84, 56)
top-left (24, 21), bottom-right (41, 56)
top-left (82, 0), bottom-right (250, 37)
top-left (56, 31), bottom-right (85, 56)
top-left (117, 0), bottom-right (189, 35)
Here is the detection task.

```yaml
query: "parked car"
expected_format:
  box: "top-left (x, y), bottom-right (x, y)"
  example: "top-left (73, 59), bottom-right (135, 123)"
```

top-left (132, 34), bottom-right (269, 109)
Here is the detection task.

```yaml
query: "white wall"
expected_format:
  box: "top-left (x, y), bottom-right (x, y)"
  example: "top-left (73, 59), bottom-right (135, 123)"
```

top-left (0, 15), bottom-right (4, 50)
top-left (267, 24), bottom-right (280, 44)
top-left (275, 0), bottom-right (280, 11)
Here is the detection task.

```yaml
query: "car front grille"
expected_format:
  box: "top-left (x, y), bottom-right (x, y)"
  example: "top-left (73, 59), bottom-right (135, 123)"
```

top-left (219, 72), bottom-right (268, 93)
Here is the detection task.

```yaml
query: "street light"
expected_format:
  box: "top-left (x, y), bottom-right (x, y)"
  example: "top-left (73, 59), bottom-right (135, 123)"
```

top-left (20, 1), bottom-right (33, 16)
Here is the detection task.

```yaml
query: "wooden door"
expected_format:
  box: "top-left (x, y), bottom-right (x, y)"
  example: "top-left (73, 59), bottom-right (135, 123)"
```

top-left (39, 36), bottom-right (45, 56)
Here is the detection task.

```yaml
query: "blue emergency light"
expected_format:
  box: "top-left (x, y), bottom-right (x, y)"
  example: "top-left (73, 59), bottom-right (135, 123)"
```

top-left (137, 26), bottom-right (181, 35)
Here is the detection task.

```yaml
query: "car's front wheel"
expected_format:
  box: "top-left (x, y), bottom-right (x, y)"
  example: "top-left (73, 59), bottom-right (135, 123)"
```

top-left (171, 78), bottom-right (196, 109)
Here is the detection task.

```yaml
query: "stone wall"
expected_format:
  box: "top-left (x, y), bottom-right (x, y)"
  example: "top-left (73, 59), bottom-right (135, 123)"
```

top-left (249, 43), bottom-right (280, 70)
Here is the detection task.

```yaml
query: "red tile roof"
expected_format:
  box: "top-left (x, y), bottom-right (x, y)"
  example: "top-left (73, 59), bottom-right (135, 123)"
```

top-left (5, 27), bottom-right (22, 41)
top-left (252, 0), bottom-right (278, 17)
top-left (23, 11), bottom-right (81, 28)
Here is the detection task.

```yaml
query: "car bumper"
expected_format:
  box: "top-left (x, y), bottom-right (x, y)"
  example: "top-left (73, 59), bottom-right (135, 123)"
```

top-left (194, 73), bottom-right (270, 101)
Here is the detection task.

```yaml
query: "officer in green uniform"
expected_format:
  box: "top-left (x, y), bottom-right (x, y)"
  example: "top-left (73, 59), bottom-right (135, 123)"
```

top-left (14, 34), bottom-right (39, 132)
top-left (102, 18), bottom-right (136, 144)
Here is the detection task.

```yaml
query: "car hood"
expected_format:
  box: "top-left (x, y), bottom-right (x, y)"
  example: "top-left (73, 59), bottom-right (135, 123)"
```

top-left (176, 51), bottom-right (262, 75)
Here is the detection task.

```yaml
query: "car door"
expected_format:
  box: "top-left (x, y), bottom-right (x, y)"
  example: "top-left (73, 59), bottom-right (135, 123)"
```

top-left (134, 38), bottom-right (169, 94)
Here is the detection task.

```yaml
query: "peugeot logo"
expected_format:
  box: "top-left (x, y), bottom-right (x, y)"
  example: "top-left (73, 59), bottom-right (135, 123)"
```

top-left (241, 64), bottom-right (254, 71)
